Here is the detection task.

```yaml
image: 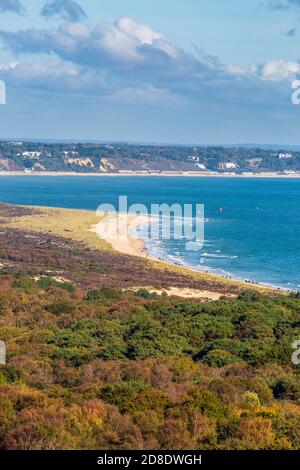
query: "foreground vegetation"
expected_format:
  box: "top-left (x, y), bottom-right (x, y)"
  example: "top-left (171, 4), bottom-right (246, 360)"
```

top-left (1, 271), bottom-right (300, 450)
top-left (0, 203), bottom-right (299, 450)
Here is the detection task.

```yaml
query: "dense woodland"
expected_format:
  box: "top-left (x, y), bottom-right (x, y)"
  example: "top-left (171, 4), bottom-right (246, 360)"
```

top-left (1, 141), bottom-right (300, 173)
top-left (1, 276), bottom-right (300, 450)
top-left (1, 204), bottom-right (300, 450)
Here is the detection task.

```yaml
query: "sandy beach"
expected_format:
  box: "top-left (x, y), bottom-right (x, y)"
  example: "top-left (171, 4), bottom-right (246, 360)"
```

top-left (1, 171), bottom-right (300, 178)
top-left (92, 212), bottom-right (237, 300)
top-left (92, 212), bottom-right (150, 258)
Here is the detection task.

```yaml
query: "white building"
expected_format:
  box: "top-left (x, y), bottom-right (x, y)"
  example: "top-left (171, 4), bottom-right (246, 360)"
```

top-left (218, 162), bottom-right (238, 170)
top-left (195, 163), bottom-right (206, 170)
top-left (62, 151), bottom-right (79, 157)
top-left (22, 151), bottom-right (42, 158)
top-left (247, 158), bottom-right (262, 167)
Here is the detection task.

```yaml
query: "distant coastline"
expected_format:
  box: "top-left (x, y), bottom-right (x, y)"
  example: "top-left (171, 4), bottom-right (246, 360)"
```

top-left (2, 141), bottom-right (300, 175)
top-left (1, 171), bottom-right (300, 178)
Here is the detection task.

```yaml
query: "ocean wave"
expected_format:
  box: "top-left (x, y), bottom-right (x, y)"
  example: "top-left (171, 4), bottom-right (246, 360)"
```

top-left (140, 233), bottom-right (287, 291)
top-left (201, 252), bottom-right (231, 259)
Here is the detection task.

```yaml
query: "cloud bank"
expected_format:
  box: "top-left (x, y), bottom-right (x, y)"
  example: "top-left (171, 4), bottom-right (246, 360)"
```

top-left (0, 18), bottom-right (189, 70)
top-left (269, 0), bottom-right (300, 9)
top-left (0, 14), bottom-right (299, 143)
top-left (0, 0), bottom-right (25, 14)
top-left (41, 0), bottom-right (87, 22)
top-left (0, 16), bottom-right (298, 98)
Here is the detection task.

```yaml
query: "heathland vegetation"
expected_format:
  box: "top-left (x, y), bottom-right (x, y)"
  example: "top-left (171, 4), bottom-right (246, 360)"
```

top-left (1, 204), bottom-right (300, 450)
top-left (2, 276), bottom-right (300, 450)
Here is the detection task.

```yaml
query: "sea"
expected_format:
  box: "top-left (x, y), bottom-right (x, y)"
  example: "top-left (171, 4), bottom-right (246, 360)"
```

top-left (0, 175), bottom-right (300, 290)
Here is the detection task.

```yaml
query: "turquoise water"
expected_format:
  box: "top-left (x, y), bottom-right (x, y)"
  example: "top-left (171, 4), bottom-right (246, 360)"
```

top-left (0, 176), bottom-right (300, 290)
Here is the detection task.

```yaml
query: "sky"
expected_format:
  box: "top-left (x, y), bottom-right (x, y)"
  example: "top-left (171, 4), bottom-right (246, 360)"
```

top-left (0, 0), bottom-right (300, 144)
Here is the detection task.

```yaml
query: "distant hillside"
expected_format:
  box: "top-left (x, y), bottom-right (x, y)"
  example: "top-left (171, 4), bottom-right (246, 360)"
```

top-left (1, 140), bottom-right (300, 174)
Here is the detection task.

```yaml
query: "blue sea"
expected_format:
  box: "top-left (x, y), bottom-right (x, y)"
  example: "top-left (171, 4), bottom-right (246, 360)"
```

top-left (0, 176), bottom-right (300, 290)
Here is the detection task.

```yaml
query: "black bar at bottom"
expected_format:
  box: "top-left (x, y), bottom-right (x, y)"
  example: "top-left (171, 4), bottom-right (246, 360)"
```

top-left (0, 450), bottom-right (299, 467)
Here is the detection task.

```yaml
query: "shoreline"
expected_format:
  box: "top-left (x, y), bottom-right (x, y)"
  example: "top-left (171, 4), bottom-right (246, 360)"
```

top-left (2, 202), bottom-right (260, 300)
top-left (1, 171), bottom-right (300, 178)
top-left (1, 200), bottom-right (287, 294)
top-left (92, 212), bottom-right (150, 259)
top-left (0, 201), bottom-right (290, 293)
top-left (95, 212), bottom-right (285, 293)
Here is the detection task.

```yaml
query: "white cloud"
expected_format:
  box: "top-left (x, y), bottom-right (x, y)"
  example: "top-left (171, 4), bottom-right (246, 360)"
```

top-left (0, 17), bottom-right (196, 70)
top-left (258, 60), bottom-right (300, 81)
top-left (41, 0), bottom-right (87, 22)
top-left (225, 65), bottom-right (247, 75)
top-left (0, 16), bottom-right (298, 114)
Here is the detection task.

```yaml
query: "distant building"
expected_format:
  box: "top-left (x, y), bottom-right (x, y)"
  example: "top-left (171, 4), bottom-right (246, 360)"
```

top-left (188, 156), bottom-right (200, 162)
top-left (218, 162), bottom-right (238, 170)
top-left (62, 151), bottom-right (79, 157)
top-left (22, 151), bottom-right (42, 159)
top-left (33, 162), bottom-right (46, 171)
top-left (195, 163), bottom-right (206, 170)
top-left (247, 158), bottom-right (262, 167)
top-left (64, 157), bottom-right (94, 168)
top-left (279, 153), bottom-right (293, 159)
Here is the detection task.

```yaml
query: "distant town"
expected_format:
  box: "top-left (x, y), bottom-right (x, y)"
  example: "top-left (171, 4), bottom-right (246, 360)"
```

top-left (0, 140), bottom-right (300, 175)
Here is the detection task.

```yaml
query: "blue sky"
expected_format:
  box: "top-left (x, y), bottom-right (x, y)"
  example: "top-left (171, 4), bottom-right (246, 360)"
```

top-left (0, 0), bottom-right (300, 144)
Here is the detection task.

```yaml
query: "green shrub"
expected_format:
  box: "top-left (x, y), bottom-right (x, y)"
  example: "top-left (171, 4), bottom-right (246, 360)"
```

top-left (13, 275), bottom-right (35, 292)
top-left (100, 381), bottom-right (169, 414)
top-left (135, 289), bottom-right (157, 299)
top-left (274, 377), bottom-right (300, 400)
top-left (86, 288), bottom-right (122, 302)
top-left (98, 344), bottom-right (127, 360)
top-left (238, 291), bottom-right (265, 302)
top-left (46, 300), bottom-right (76, 315)
top-left (202, 349), bottom-right (240, 367)
top-left (184, 389), bottom-right (231, 419)
top-left (0, 366), bottom-right (23, 384)
top-left (37, 277), bottom-right (75, 293)
top-left (0, 294), bottom-right (9, 316)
